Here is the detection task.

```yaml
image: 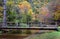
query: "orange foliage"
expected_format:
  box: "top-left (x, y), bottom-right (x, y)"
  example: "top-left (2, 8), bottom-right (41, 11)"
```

top-left (18, 1), bottom-right (31, 10)
top-left (18, 4), bottom-right (24, 9)
top-left (40, 6), bottom-right (49, 16)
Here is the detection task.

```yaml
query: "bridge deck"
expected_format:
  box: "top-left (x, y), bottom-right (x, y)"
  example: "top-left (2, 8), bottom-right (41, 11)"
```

top-left (0, 27), bottom-right (58, 30)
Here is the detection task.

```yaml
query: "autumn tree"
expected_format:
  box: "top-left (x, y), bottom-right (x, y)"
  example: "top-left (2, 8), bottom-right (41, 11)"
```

top-left (18, 1), bottom-right (33, 23)
top-left (54, 5), bottom-right (60, 25)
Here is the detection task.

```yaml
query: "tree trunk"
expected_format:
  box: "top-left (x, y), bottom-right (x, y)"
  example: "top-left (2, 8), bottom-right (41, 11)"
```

top-left (3, 0), bottom-right (7, 26)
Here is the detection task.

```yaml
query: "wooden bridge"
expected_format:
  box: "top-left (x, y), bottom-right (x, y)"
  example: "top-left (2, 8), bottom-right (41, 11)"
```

top-left (0, 22), bottom-right (58, 30)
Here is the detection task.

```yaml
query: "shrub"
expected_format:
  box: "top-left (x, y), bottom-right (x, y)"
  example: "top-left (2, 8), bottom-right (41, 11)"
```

top-left (19, 23), bottom-right (29, 28)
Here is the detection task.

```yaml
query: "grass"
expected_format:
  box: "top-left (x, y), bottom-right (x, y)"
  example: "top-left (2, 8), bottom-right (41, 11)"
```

top-left (25, 31), bottom-right (60, 39)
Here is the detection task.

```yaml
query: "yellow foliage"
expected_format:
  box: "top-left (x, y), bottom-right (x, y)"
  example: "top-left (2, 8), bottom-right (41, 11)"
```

top-left (34, 2), bottom-right (38, 5)
top-left (54, 10), bottom-right (60, 20)
top-left (18, 1), bottom-right (34, 20)
top-left (0, 13), bottom-right (3, 16)
top-left (18, 1), bottom-right (34, 15)
top-left (54, 5), bottom-right (60, 20)
top-left (6, 1), bottom-right (14, 5)
top-left (0, 6), bottom-right (3, 16)
top-left (0, 6), bottom-right (3, 12)
top-left (28, 9), bottom-right (33, 15)
top-left (18, 1), bottom-right (31, 9)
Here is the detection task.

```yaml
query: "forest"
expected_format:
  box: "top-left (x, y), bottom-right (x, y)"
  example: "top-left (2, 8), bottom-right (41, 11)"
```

top-left (0, 0), bottom-right (60, 27)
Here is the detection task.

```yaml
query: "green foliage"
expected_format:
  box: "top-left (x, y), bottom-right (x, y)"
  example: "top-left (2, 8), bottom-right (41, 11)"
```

top-left (0, 31), bottom-right (3, 34)
top-left (7, 11), bottom-right (17, 22)
top-left (54, 10), bottom-right (60, 21)
top-left (6, 0), bottom-right (19, 22)
top-left (6, 0), bottom-right (33, 23)
top-left (58, 27), bottom-right (60, 32)
top-left (0, 0), bottom-right (3, 6)
top-left (19, 23), bottom-right (29, 28)
top-left (0, 18), bottom-right (3, 22)
top-left (19, 14), bottom-right (27, 23)
top-left (6, 0), bottom-right (52, 22)
top-left (1, 0), bottom-right (58, 25)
